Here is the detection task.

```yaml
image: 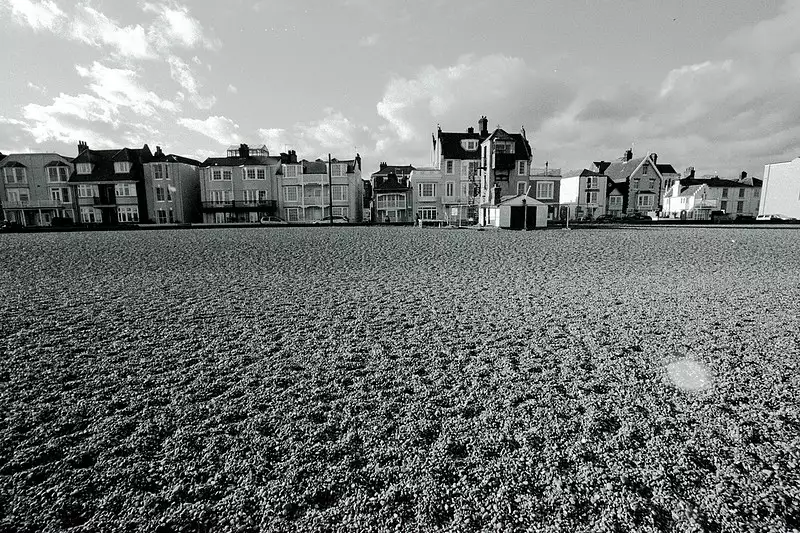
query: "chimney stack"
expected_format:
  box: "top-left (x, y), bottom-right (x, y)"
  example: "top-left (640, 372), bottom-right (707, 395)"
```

top-left (478, 116), bottom-right (488, 137)
top-left (685, 166), bottom-right (695, 179)
top-left (467, 127), bottom-right (474, 134)
top-left (380, 162), bottom-right (387, 169)
top-left (624, 149), bottom-right (633, 161)
top-left (651, 153), bottom-right (658, 165)
top-left (77, 140), bottom-right (88, 155)
top-left (741, 171), bottom-right (747, 180)
top-left (154, 146), bottom-right (164, 158)
top-left (238, 143), bottom-right (250, 158)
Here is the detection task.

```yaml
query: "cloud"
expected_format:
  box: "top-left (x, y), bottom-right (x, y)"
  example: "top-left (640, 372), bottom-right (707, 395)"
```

top-left (227, 84), bottom-right (238, 94)
top-left (22, 93), bottom-right (118, 145)
top-left (5, 0), bottom-right (64, 31)
top-left (26, 81), bottom-right (46, 93)
top-left (374, 53), bottom-right (572, 163)
top-left (167, 57), bottom-right (216, 109)
top-left (257, 108), bottom-right (368, 159)
top-left (359, 33), bottom-right (379, 47)
top-left (177, 115), bottom-right (241, 145)
top-left (77, 62), bottom-right (178, 116)
top-left (143, 1), bottom-right (220, 51)
top-left (71, 6), bottom-right (153, 59)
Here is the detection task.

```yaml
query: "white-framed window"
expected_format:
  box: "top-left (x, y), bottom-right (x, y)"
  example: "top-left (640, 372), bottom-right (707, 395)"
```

top-left (304, 185), bottom-right (323, 201)
top-left (494, 141), bottom-right (515, 154)
top-left (608, 195), bottom-right (623, 208)
top-left (642, 163), bottom-right (649, 175)
top-left (585, 191), bottom-right (598, 205)
top-left (114, 162), bottom-right (132, 174)
top-left (117, 206), bottom-right (139, 222)
top-left (418, 183), bottom-right (436, 198)
top-left (738, 188), bottom-right (745, 198)
top-left (156, 186), bottom-right (165, 202)
top-left (80, 207), bottom-right (101, 223)
top-left (153, 164), bottom-right (169, 180)
top-left (76, 163), bottom-right (93, 175)
top-left (419, 207), bottom-right (437, 220)
top-left (4, 167), bottom-right (27, 183)
top-left (115, 184), bottom-right (136, 197)
top-left (518, 160), bottom-right (527, 176)
top-left (6, 189), bottom-right (28, 203)
top-left (222, 170), bottom-right (232, 180)
top-left (47, 166), bottom-right (69, 182)
top-left (332, 185), bottom-right (348, 201)
top-left (50, 187), bottom-right (70, 203)
top-left (244, 190), bottom-right (259, 203)
top-left (331, 164), bottom-right (346, 178)
top-left (284, 186), bottom-right (300, 202)
top-left (209, 190), bottom-right (231, 203)
top-left (536, 181), bottom-right (554, 199)
top-left (377, 194), bottom-right (406, 209)
top-left (586, 176), bottom-right (599, 189)
top-left (637, 194), bottom-right (655, 208)
top-left (648, 179), bottom-right (655, 189)
top-left (633, 178), bottom-right (640, 189)
top-left (157, 209), bottom-right (167, 224)
top-left (78, 184), bottom-right (97, 198)
top-left (461, 139), bottom-right (479, 151)
top-left (244, 168), bottom-right (257, 180)
top-left (284, 165), bottom-right (300, 178)
top-left (720, 200), bottom-right (728, 212)
top-left (445, 160), bottom-right (454, 174)
top-left (211, 169), bottom-right (222, 180)
top-left (516, 181), bottom-right (527, 195)
top-left (460, 160), bottom-right (478, 178)
top-left (736, 200), bottom-right (744, 212)
top-left (257, 168), bottom-right (266, 180)
top-left (446, 182), bottom-right (455, 197)
top-left (258, 190), bottom-right (268, 202)
top-left (285, 208), bottom-right (300, 222)
top-left (332, 206), bottom-right (349, 218)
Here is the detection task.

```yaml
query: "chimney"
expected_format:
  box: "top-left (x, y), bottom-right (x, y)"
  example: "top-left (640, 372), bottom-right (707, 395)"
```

top-left (624, 149), bottom-right (633, 161)
top-left (77, 140), bottom-right (88, 155)
top-left (355, 153), bottom-right (361, 170)
top-left (685, 166), bottom-right (695, 179)
top-left (380, 162), bottom-right (387, 169)
top-left (651, 153), bottom-right (658, 165)
top-left (467, 127), bottom-right (474, 134)
top-left (291, 150), bottom-right (297, 164)
top-left (238, 143), bottom-right (249, 158)
top-left (154, 146), bottom-right (164, 158)
top-left (740, 171), bottom-right (747, 180)
top-left (479, 116), bottom-right (488, 137)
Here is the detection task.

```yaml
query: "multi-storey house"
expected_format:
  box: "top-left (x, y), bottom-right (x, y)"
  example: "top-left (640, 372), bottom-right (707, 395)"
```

top-left (664, 169), bottom-right (762, 219)
top-left (528, 165), bottom-right (562, 219)
top-left (409, 167), bottom-right (445, 223)
top-left (760, 157), bottom-right (800, 219)
top-left (199, 144), bottom-right (280, 223)
top-left (431, 117), bottom-right (492, 225)
top-left (559, 169), bottom-right (609, 220)
top-left (370, 162), bottom-right (415, 223)
top-left (1, 152), bottom-right (74, 226)
top-left (70, 141), bottom-right (152, 225)
top-left (592, 150), bottom-right (679, 215)
top-left (477, 126), bottom-right (533, 226)
top-left (143, 146), bottom-right (202, 224)
top-left (278, 153), bottom-right (363, 223)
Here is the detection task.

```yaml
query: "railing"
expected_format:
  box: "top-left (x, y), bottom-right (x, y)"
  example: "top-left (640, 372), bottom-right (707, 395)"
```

top-left (696, 199), bottom-right (718, 208)
top-left (376, 200), bottom-right (407, 209)
top-left (530, 168), bottom-right (562, 177)
top-left (3, 200), bottom-right (64, 208)
top-left (201, 200), bottom-right (278, 212)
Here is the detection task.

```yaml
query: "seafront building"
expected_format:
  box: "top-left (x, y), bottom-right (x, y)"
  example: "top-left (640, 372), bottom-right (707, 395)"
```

top-left (409, 167), bottom-right (445, 223)
top-left (663, 169), bottom-right (762, 219)
top-left (476, 125), bottom-right (533, 226)
top-left (369, 163), bottom-right (415, 223)
top-left (0, 152), bottom-right (74, 226)
top-left (528, 166), bottom-right (562, 220)
top-left (142, 147), bottom-right (202, 224)
top-left (559, 169), bottom-right (609, 220)
top-left (70, 142), bottom-right (153, 225)
top-left (591, 150), bottom-right (679, 216)
top-left (760, 157), bottom-right (800, 219)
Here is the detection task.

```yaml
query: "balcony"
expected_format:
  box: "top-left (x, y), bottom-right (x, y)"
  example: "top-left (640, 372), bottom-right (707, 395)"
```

top-left (3, 199), bottom-right (64, 209)
top-left (201, 200), bottom-right (278, 213)
top-left (492, 153), bottom-right (518, 171)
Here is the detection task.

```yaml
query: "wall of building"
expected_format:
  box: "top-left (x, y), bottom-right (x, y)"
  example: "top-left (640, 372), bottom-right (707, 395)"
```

top-left (760, 158), bottom-right (800, 218)
top-left (1, 153), bottom-right (74, 226)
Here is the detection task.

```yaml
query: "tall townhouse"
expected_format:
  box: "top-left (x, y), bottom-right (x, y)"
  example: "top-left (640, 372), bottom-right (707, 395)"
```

top-left (1, 152), bottom-right (74, 226)
top-left (528, 165), bottom-right (562, 220)
top-left (370, 163), bottom-right (415, 223)
top-left (476, 125), bottom-right (533, 226)
top-left (760, 157), bottom-right (800, 219)
top-left (431, 117), bottom-right (493, 225)
top-left (199, 144), bottom-right (280, 223)
top-left (409, 167), bottom-right (445, 223)
top-left (559, 169), bottom-right (609, 220)
top-left (278, 153), bottom-right (363, 223)
top-left (591, 150), bottom-right (680, 215)
top-left (143, 146), bottom-right (202, 224)
top-left (70, 142), bottom-right (152, 225)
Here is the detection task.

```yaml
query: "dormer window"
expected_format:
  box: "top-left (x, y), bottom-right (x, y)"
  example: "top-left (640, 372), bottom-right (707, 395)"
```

top-left (495, 141), bottom-right (515, 154)
top-left (461, 139), bottom-right (479, 151)
top-left (114, 162), bottom-right (132, 173)
top-left (284, 165), bottom-right (300, 178)
top-left (48, 166), bottom-right (69, 182)
top-left (77, 163), bottom-right (93, 175)
top-left (330, 164), bottom-right (346, 178)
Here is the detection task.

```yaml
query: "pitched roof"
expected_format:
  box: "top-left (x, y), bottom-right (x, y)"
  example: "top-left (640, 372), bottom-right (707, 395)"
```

top-left (150, 153), bottom-right (201, 166)
top-left (678, 184), bottom-right (705, 197)
top-left (371, 164), bottom-right (415, 178)
top-left (70, 145), bottom-right (153, 183)
top-left (656, 164), bottom-right (678, 175)
top-left (201, 156), bottom-right (278, 167)
top-left (1, 160), bottom-right (26, 168)
top-left (682, 177), bottom-right (761, 189)
top-left (498, 194), bottom-right (546, 207)
top-left (45, 159), bottom-right (71, 167)
top-left (600, 157), bottom-right (646, 183)
top-left (438, 131), bottom-right (484, 160)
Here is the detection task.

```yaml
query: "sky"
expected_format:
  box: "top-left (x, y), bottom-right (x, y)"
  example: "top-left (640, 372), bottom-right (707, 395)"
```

top-left (1, 0), bottom-right (798, 178)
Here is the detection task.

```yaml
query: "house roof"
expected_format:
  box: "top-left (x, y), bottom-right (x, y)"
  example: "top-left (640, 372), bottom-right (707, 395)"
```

top-left (678, 184), bottom-right (705, 197)
top-left (599, 157), bottom-right (646, 183)
top-left (657, 164), bottom-right (678, 175)
top-left (201, 156), bottom-right (278, 167)
top-left (438, 131), bottom-right (484, 160)
top-left (1, 161), bottom-right (27, 168)
top-left (682, 177), bottom-right (761, 189)
top-left (497, 194), bottom-right (546, 207)
top-left (44, 159), bottom-right (71, 167)
top-left (70, 144), bottom-right (153, 183)
top-left (150, 153), bottom-right (201, 166)
top-left (371, 164), bottom-right (415, 178)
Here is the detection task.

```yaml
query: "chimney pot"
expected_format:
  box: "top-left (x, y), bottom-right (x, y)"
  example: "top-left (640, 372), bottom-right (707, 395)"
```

top-left (467, 127), bottom-right (474, 134)
top-left (238, 143), bottom-right (249, 158)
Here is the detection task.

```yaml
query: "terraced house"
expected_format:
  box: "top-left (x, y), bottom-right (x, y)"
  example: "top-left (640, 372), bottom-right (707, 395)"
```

top-left (199, 144), bottom-right (280, 223)
top-left (279, 153), bottom-right (363, 223)
top-left (477, 127), bottom-right (533, 226)
top-left (528, 165), bottom-right (562, 219)
top-left (371, 164), bottom-right (414, 223)
top-left (559, 169), bottom-right (609, 220)
top-left (0, 152), bottom-right (73, 226)
top-left (70, 142), bottom-right (152, 225)
top-left (663, 169), bottom-right (762, 220)
top-left (143, 147), bottom-right (202, 224)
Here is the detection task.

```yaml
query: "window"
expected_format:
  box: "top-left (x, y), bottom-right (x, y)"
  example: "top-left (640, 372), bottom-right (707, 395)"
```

top-left (586, 176), bottom-right (599, 189)
top-left (419, 207), bottom-right (437, 220)
top-left (47, 167), bottom-right (68, 182)
top-left (633, 178), bottom-right (640, 189)
top-left (418, 183), bottom-right (436, 198)
top-left (77, 163), bottom-right (92, 175)
top-left (460, 182), bottom-right (471, 199)
top-left (482, 146), bottom-right (488, 167)
top-left (738, 188), bottom-right (745, 198)
top-left (117, 206), bottom-right (139, 222)
top-left (754, 188), bottom-right (760, 198)
top-left (585, 191), bottom-right (598, 205)
top-left (257, 168), bottom-right (266, 180)
top-left (377, 194), bottom-right (405, 209)
top-left (332, 207), bottom-right (349, 218)
top-left (736, 201), bottom-right (744, 212)
top-left (331, 164), bottom-right (346, 178)
top-left (495, 141), bottom-right (515, 154)
top-left (115, 184), bottom-right (135, 197)
top-left (445, 160), bottom-right (454, 174)
top-left (446, 182), bottom-right (455, 197)
top-left (285, 208), bottom-right (300, 222)
top-left (461, 139), bottom-right (479, 151)
top-left (518, 160), bottom-right (527, 176)
top-left (284, 165), bottom-right (300, 178)
top-left (211, 169), bottom-right (222, 180)
top-left (722, 188), bottom-right (728, 198)
top-left (258, 190), bottom-right (268, 202)
top-left (642, 164), bottom-right (649, 175)
top-left (209, 190), bottom-right (230, 203)
top-left (648, 179), bottom-right (655, 189)
top-left (156, 186), bottom-right (165, 201)
top-left (609, 195), bottom-right (622, 208)
top-left (516, 181), bottom-right (527, 195)
top-left (460, 160), bottom-right (478, 178)
top-left (157, 209), bottom-right (167, 224)
top-left (50, 188), bottom-right (70, 203)
top-left (720, 200), bottom-right (728, 212)
top-left (284, 186), bottom-right (300, 202)
top-left (245, 168), bottom-right (257, 180)
top-left (637, 194), bottom-right (655, 208)
top-left (114, 162), bottom-right (132, 174)
top-left (244, 190), bottom-right (258, 203)
top-left (78, 184), bottom-right (97, 198)
top-left (332, 185), bottom-right (348, 201)
top-left (153, 164), bottom-right (169, 180)
top-left (81, 207), bottom-right (101, 223)
top-left (222, 170), bottom-right (232, 181)
top-left (536, 181), bottom-right (554, 199)
top-left (4, 167), bottom-right (27, 184)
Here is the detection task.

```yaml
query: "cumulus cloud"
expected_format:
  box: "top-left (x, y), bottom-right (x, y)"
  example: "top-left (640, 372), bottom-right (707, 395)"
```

top-left (5, 0), bottom-right (64, 31)
top-left (167, 57), bottom-right (216, 109)
top-left (77, 62), bottom-right (178, 116)
top-left (178, 115), bottom-right (241, 145)
top-left (143, 1), bottom-right (220, 50)
top-left (258, 108), bottom-right (369, 159)
top-left (71, 6), bottom-right (153, 59)
top-left (22, 93), bottom-right (118, 145)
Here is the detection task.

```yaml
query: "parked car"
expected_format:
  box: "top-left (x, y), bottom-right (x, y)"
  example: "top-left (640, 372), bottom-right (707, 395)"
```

top-left (595, 214), bottom-right (616, 222)
top-left (259, 216), bottom-right (288, 225)
top-left (0, 220), bottom-right (22, 231)
top-left (313, 215), bottom-right (349, 225)
top-left (756, 214), bottom-right (797, 221)
top-left (623, 212), bottom-right (650, 221)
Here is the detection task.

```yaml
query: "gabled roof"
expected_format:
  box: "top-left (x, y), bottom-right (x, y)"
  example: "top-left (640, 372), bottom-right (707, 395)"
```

top-left (607, 179), bottom-right (628, 195)
top-left (70, 144), bottom-right (153, 183)
top-left (485, 128), bottom-right (531, 160)
top-left (45, 159), bottom-right (71, 167)
top-left (371, 164), bottom-right (415, 178)
top-left (1, 160), bottom-right (26, 168)
top-left (438, 131), bottom-right (484, 160)
top-left (497, 194), bottom-right (546, 207)
top-left (678, 184), bottom-right (705, 197)
top-left (599, 157), bottom-right (646, 183)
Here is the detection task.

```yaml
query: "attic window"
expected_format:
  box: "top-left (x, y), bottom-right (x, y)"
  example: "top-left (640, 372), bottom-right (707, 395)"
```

top-left (461, 139), bottom-right (479, 151)
top-left (495, 141), bottom-right (514, 154)
top-left (331, 164), bottom-right (346, 178)
top-left (77, 163), bottom-right (93, 175)
top-left (114, 162), bottom-right (132, 173)
top-left (642, 164), bottom-right (649, 175)
top-left (284, 165), bottom-right (300, 178)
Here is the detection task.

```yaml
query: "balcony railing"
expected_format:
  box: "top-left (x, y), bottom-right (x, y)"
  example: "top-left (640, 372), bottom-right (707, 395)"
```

top-left (201, 200), bottom-right (278, 213)
top-left (3, 199), bottom-right (65, 208)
